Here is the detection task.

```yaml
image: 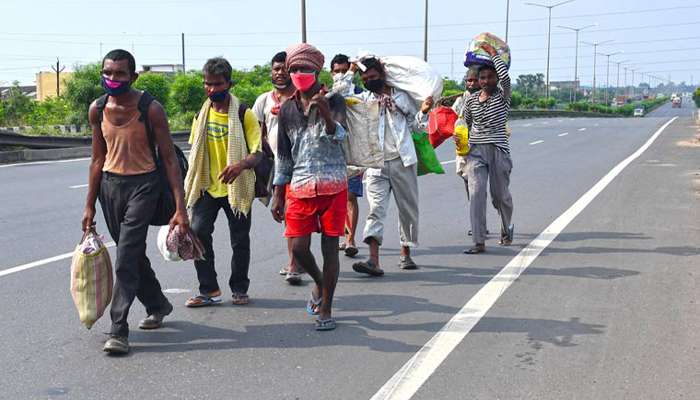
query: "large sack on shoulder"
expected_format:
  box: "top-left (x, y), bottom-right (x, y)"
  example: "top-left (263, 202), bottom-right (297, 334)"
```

top-left (343, 96), bottom-right (384, 169)
top-left (380, 56), bottom-right (443, 106)
top-left (70, 228), bottom-right (113, 329)
top-left (464, 32), bottom-right (511, 69)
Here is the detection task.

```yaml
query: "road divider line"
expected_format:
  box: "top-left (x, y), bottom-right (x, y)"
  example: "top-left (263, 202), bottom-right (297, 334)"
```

top-left (370, 116), bottom-right (678, 400)
top-left (529, 140), bottom-right (544, 145)
top-left (578, 128), bottom-right (587, 131)
top-left (69, 184), bottom-right (89, 189)
top-left (440, 160), bottom-right (456, 165)
top-left (558, 132), bottom-right (569, 137)
top-left (0, 241), bottom-right (116, 278)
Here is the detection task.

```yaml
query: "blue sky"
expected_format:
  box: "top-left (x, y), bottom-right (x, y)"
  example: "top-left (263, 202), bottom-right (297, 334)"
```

top-left (1, 0), bottom-right (698, 88)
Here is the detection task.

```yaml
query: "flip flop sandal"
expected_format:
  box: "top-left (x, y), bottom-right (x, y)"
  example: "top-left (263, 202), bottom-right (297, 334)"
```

top-left (231, 293), bottom-right (250, 305)
top-left (344, 246), bottom-right (359, 258)
top-left (279, 267), bottom-right (289, 276)
top-left (285, 271), bottom-right (302, 285)
top-left (352, 260), bottom-right (385, 276)
top-left (185, 294), bottom-right (222, 308)
top-left (463, 245), bottom-right (486, 254)
top-left (338, 243), bottom-right (347, 251)
top-left (499, 224), bottom-right (514, 246)
top-left (306, 293), bottom-right (322, 316)
top-left (315, 318), bottom-right (337, 331)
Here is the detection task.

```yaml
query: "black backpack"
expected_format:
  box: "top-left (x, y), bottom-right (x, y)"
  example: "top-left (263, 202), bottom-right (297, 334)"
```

top-left (96, 91), bottom-right (188, 226)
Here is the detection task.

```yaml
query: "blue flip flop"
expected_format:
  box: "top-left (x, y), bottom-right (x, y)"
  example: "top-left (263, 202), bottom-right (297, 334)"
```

top-left (306, 293), bottom-right (322, 316)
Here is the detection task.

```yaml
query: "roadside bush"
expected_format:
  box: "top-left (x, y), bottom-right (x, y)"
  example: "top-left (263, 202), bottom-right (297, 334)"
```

top-left (694, 88), bottom-right (700, 108)
top-left (134, 72), bottom-right (171, 108)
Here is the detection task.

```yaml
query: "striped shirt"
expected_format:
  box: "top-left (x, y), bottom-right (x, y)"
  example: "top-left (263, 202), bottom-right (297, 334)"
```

top-left (462, 54), bottom-right (511, 152)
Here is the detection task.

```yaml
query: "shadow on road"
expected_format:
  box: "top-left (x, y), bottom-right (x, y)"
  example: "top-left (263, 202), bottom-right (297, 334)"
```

top-left (472, 316), bottom-right (605, 348)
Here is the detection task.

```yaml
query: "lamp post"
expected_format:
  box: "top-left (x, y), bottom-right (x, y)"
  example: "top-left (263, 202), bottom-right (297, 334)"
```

top-left (557, 23), bottom-right (596, 102)
top-left (615, 59), bottom-right (630, 97)
top-left (597, 51), bottom-right (621, 105)
top-left (525, 0), bottom-right (575, 99)
top-left (582, 39), bottom-right (613, 103)
top-left (505, 0), bottom-right (511, 42)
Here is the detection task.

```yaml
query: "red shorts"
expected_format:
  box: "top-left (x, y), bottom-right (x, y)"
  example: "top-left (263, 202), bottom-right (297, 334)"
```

top-left (285, 189), bottom-right (348, 238)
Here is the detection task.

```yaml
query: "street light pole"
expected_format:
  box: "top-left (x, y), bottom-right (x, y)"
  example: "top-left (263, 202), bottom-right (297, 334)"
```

top-left (583, 40), bottom-right (613, 104)
top-left (505, 0), bottom-right (511, 42)
top-left (558, 24), bottom-right (596, 102)
top-left (301, 0), bottom-right (307, 43)
top-left (423, 0), bottom-right (429, 61)
top-left (597, 51), bottom-right (621, 105)
top-left (525, 0), bottom-right (575, 99)
top-left (615, 59), bottom-right (629, 97)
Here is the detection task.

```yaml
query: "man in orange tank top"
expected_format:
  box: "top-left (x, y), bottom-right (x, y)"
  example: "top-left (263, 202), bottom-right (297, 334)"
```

top-left (81, 49), bottom-right (189, 355)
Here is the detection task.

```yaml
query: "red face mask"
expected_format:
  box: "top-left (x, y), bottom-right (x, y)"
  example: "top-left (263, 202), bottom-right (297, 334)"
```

top-left (290, 72), bottom-right (316, 92)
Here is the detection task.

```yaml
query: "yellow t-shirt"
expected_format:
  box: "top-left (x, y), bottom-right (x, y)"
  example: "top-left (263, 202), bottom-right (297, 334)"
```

top-left (189, 108), bottom-right (262, 198)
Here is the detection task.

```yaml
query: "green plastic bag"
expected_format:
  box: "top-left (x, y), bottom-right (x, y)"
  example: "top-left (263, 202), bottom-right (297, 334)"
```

top-left (412, 131), bottom-right (445, 176)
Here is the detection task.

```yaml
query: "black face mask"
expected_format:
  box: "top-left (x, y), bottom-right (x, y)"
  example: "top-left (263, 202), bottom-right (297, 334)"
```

top-left (365, 78), bottom-right (385, 93)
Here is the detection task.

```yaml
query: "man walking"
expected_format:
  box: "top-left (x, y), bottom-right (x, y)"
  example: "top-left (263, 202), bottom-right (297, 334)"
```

top-left (184, 57), bottom-right (263, 307)
top-left (348, 57), bottom-right (432, 276)
top-left (271, 43), bottom-right (347, 331)
top-left (252, 51), bottom-right (303, 284)
top-left (82, 49), bottom-right (188, 354)
top-left (462, 43), bottom-right (514, 254)
top-left (452, 67), bottom-right (489, 237)
top-left (330, 53), bottom-right (363, 258)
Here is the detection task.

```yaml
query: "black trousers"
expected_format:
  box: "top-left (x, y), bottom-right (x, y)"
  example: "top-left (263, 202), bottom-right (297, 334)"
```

top-left (191, 192), bottom-right (251, 295)
top-left (99, 171), bottom-right (170, 338)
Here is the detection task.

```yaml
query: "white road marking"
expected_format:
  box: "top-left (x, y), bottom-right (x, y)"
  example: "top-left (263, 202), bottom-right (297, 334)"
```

top-left (578, 128), bottom-right (587, 131)
top-left (440, 160), bottom-right (456, 165)
top-left (523, 123), bottom-right (533, 127)
top-left (0, 241), bottom-right (116, 278)
top-left (163, 288), bottom-right (191, 294)
top-left (558, 132), bottom-right (569, 137)
top-left (371, 116), bottom-right (678, 400)
top-left (529, 140), bottom-right (545, 145)
top-left (0, 150), bottom-right (190, 169)
top-left (0, 157), bottom-right (91, 169)
top-left (69, 184), bottom-right (89, 189)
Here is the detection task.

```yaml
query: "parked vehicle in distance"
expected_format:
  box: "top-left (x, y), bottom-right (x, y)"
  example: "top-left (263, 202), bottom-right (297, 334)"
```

top-left (633, 108), bottom-right (644, 117)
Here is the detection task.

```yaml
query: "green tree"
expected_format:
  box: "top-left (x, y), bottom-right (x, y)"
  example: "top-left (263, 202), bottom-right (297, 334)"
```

top-left (694, 88), bottom-right (700, 108)
top-left (516, 73), bottom-right (545, 98)
top-left (134, 72), bottom-right (171, 108)
top-left (168, 71), bottom-right (205, 116)
top-left (511, 90), bottom-right (523, 109)
top-left (63, 62), bottom-right (102, 125)
top-left (25, 96), bottom-right (71, 126)
top-left (3, 82), bottom-right (35, 125)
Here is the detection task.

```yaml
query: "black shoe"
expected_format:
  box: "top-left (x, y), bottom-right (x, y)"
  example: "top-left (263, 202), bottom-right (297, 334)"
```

top-left (398, 255), bottom-right (418, 270)
top-left (103, 336), bottom-right (129, 354)
top-left (352, 260), bottom-right (385, 276)
top-left (138, 301), bottom-right (173, 330)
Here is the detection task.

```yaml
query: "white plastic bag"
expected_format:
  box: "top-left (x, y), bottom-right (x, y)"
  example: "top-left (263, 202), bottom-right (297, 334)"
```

top-left (381, 56), bottom-right (443, 106)
top-left (157, 226), bottom-right (182, 262)
top-left (343, 96), bottom-right (384, 169)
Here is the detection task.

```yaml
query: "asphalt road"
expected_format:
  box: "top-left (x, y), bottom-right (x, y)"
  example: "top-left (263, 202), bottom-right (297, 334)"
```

top-left (0, 102), bottom-right (698, 399)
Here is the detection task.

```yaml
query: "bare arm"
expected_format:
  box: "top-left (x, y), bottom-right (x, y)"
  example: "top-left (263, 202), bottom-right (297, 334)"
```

top-left (148, 100), bottom-right (189, 229)
top-left (82, 102), bottom-right (107, 232)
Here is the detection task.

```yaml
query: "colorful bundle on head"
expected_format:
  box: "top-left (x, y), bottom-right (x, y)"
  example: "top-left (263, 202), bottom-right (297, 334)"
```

top-left (464, 32), bottom-right (511, 69)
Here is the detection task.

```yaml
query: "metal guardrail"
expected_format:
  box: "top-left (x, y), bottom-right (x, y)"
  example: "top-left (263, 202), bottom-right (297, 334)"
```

top-left (0, 130), bottom-right (189, 149)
